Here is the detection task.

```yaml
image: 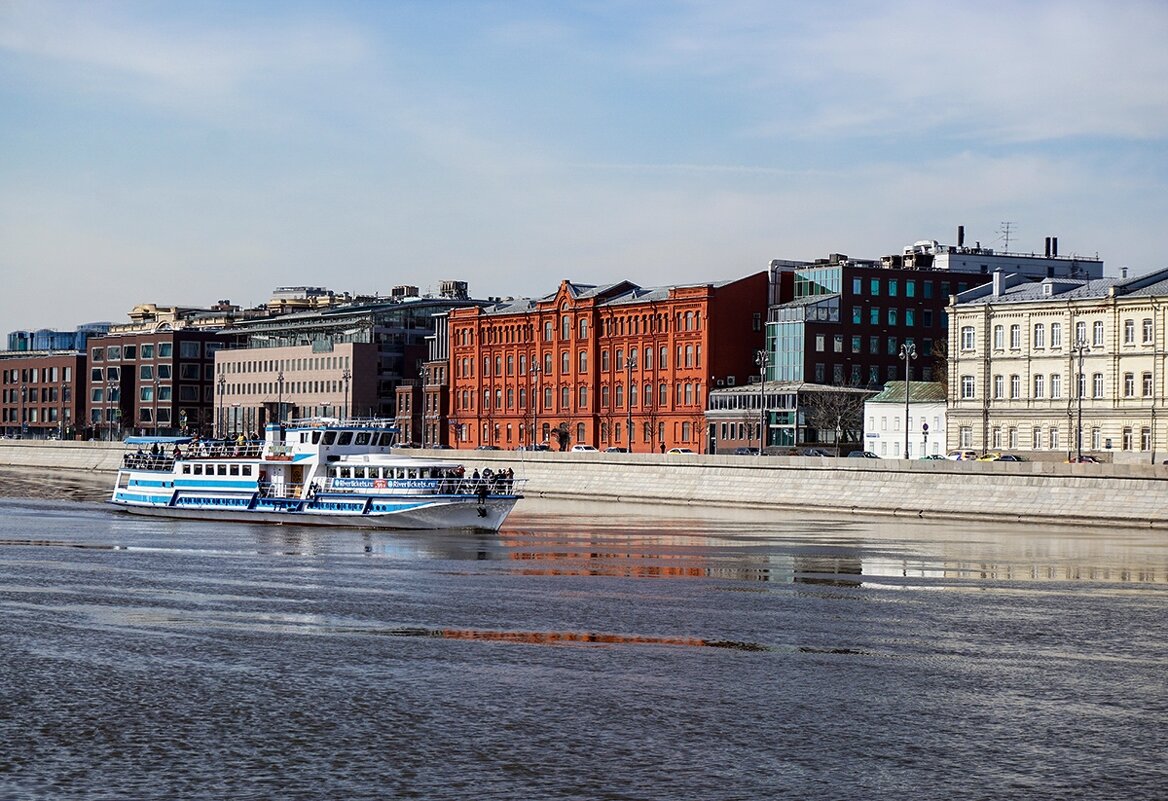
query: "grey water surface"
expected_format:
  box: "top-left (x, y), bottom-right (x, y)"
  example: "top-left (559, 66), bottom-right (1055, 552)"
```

top-left (0, 470), bottom-right (1165, 800)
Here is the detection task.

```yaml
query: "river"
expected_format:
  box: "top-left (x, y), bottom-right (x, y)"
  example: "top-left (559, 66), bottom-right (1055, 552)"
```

top-left (0, 469), bottom-right (1165, 800)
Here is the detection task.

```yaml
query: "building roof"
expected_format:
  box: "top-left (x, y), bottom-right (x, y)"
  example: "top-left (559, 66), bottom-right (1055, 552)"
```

top-left (955, 265), bottom-right (1168, 306)
top-left (866, 381), bottom-right (947, 403)
top-left (710, 380), bottom-right (876, 397)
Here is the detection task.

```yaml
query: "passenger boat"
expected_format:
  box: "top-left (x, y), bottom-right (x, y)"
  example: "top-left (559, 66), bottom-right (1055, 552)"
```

top-left (108, 418), bottom-right (523, 531)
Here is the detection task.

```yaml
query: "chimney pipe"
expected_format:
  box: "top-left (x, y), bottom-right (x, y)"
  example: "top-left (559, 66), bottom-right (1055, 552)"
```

top-left (1052, 237), bottom-right (1058, 257)
top-left (957, 225), bottom-right (965, 247)
top-left (992, 270), bottom-right (1003, 297)
top-left (1045, 237), bottom-right (1051, 258)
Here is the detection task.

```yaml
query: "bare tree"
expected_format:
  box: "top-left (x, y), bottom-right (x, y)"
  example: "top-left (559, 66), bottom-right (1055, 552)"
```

top-left (800, 387), bottom-right (872, 456)
top-left (931, 339), bottom-right (949, 397)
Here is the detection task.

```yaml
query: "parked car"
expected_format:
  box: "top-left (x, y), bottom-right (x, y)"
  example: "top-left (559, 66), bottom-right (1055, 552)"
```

top-left (946, 450), bottom-right (978, 460)
top-left (603, 446), bottom-right (627, 453)
top-left (921, 454), bottom-right (946, 460)
top-left (667, 447), bottom-right (695, 454)
top-left (994, 454), bottom-right (1026, 462)
top-left (976, 452), bottom-right (1002, 461)
top-left (570, 444), bottom-right (598, 452)
top-left (847, 451), bottom-right (880, 458)
top-left (475, 445), bottom-right (502, 451)
top-left (1067, 455), bottom-right (1101, 463)
top-left (796, 448), bottom-right (832, 457)
top-left (732, 447), bottom-right (759, 456)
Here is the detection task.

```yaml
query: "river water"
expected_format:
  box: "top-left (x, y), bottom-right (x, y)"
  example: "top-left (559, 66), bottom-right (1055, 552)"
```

top-left (0, 469), bottom-right (1165, 800)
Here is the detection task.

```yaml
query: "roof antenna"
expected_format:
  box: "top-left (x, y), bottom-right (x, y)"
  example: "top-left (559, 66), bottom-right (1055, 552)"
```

top-left (998, 221), bottom-right (1015, 252)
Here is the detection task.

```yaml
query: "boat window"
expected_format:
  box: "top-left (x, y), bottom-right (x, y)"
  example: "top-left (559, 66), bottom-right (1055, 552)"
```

top-left (193, 465), bottom-right (203, 475)
top-left (311, 432), bottom-right (321, 444)
top-left (218, 465), bottom-right (227, 476)
top-left (182, 465), bottom-right (191, 474)
top-left (230, 465), bottom-right (239, 476)
top-left (242, 465), bottom-right (252, 476)
top-left (338, 432), bottom-right (353, 446)
top-left (355, 432), bottom-right (370, 445)
top-left (339, 467), bottom-right (351, 478)
top-left (323, 431), bottom-right (337, 445)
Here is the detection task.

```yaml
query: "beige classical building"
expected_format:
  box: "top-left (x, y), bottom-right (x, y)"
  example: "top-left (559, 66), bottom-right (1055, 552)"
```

top-left (947, 268), bottom-right (1168, 463)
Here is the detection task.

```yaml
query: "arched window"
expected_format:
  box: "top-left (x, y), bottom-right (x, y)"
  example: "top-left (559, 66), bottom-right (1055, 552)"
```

top-left (615, 384), bottom-right (624, 408)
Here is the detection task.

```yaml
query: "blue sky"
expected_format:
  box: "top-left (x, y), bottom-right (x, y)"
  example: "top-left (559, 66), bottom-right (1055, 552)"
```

top-left (2, 0), bottom-right (1166, 331)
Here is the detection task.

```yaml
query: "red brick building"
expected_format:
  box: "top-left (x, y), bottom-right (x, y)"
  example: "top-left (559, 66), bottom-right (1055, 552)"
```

top-left (0, 352), bottom-right (86, 439)
top-left (448, 274), bottom-right (768, 452)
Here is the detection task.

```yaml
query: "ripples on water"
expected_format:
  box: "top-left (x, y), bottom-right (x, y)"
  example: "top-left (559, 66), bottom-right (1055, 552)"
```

top-left (0, 480), bottom-right (1166, 800)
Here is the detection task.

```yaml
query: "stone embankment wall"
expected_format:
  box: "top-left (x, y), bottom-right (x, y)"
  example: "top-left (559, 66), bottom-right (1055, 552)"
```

top-left (3, 440), bottom-right (1166, 528)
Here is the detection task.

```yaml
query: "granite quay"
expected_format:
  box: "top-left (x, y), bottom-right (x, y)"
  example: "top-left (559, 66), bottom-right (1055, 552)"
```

top-left (3, 440), bottom-right (1167, 528)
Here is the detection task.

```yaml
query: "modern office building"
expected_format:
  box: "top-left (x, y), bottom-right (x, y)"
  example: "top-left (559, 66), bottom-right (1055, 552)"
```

top-left (215, 290), bottom-right (479, 435)
top-left (947, 267), bottom-right (1168, 462)
top-left (447, 273), bottom-right (768, 452)
top-left (706, 381), bottom-right (875, 454)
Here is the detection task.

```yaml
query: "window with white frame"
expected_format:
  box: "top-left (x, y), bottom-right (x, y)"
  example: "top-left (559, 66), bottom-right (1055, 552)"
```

top-left (1050, 427), bottom-right (1060, 449)
top-left (1050, 373), bottom-right (1062, 399)
top-left (1143, 372), bottom-right (1153, 397)
top-left (993, 325), bottom-right (1004, 349)
top-left (1051, 322), bottom-right (1062, 348)
top-left (1008, 427), bottom-right (1018, 448)
top-left (1010, 374), bottom-right (1020, 399)
top-left (1033, 427), bottom-right (1042, 449)
top-left (1034, 323), bottom-right (1045, 348)
top-left (960, 375), bottom-right (975, 399)
top-left (1092, 373), bottom-right (1104, 398)
top-left (1034, 375), bottom-right (1045, 398)
top-left (1124, 319), bottom-right (1135, 344)
top-left (960, 326), bottom-right (975, 351)
top-left (1093, 320), bottom-right (1104, 346)
top-left (993, 375), bottom-right (1003, 399)
top-left (1124, 373), bottom-right (1135, 397)
top-left (1075, 321), bottom-right (1087, 344)
top-left (1009, 324), bottom-right (1021, 349)
top-left (959, 426), bottom-right (972, 447)
top-left (1142, 318), bottom-right (1154, 344)
top-left (1092, 428), bottom-right (1101, 450)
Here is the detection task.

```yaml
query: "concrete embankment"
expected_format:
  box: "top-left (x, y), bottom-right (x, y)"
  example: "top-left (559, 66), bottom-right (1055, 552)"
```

top-left (3, 440), bottom-right (1166, 528)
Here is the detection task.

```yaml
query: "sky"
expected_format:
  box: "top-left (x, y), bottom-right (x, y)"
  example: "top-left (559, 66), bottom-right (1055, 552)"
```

top-left (2, 0), bottom-right (1166, 332)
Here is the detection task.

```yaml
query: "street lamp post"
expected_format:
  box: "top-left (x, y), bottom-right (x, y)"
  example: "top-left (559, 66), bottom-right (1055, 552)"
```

top-left (754, 350), bottom-right (769, 456)
top-left (341, 368), bottom-right (351, 420)
top-left (530, 362), bottom-right (541, 447)
top-left (217, 373), bottom-right (225, 438)
top-left (18, 384), bottom-right (25, 439)
top-left (153, 377), bottom-right (160, 436)
top-left (626, 352), bottom-right (637, 453)
top-left (277, 370), bottom-right (285, 425)
top-left (899, 342), bottom-right (917, 459)
top-left (1073, 337), bottom-right (1090, 462)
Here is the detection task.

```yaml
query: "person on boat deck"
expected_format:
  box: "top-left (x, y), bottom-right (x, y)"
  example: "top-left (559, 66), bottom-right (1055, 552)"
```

top-left (476, 480), bottom-right (489, 504)
top-left (172, 444), bottom-right (182, 459)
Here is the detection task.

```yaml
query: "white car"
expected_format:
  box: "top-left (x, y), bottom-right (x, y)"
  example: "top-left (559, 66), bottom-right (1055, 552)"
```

top-left (570, 444), bottom-right (598, 452)
top-left (667, 447), bottom-right (695, 454)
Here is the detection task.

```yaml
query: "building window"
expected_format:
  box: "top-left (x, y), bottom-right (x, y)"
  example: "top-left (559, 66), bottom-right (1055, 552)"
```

top-left (1075, 321), bottom-right (1087, 345)
top-left (1050, 323), bottom-right (1062, 348)
top-left (1010, 375), bottom-right (1020, 399)
top-left (601, 385), bottom-right (610, 407)
top-left (870, 307), bottom-right (880, 326)
top-left (1050, 374), bottom-right (1062, 399)
top-left (579, 386), bottom-right (588, 408)
top-left (1034, 375), bottom-right (1045, 398)
top-left (1122, 426), bottom-right (1133, 450)
top-left (1008, 427), bottom-right (1018, 448)
top-left (991, 427), bottom-right (1002, 448)
top-left (1143, 372), bottom-right (1153, 397)
top-left (561, 315), bottom-right (570, 340)
top-left (960, 326), bottom-right (975, 351)
top-left (579, 319), bottom-right (588, 339)
top-left (815, 334), bottom-right (825, 352)
top-left (578, 351), bottom-right (588, 373)
top-left (1141, 427), bottom-right (1152, 451)
top-left (1009, 324), bottom-right (1021, 349)
top-left (1142, 318), bottom-right (1154, 344)
top-left (1092, 373), bottom-right (1104, 398)
top-left (851, 335), bottom-right (862, 353)
top-left (1033, 427), bottom-right (1042, 449)
top-left (993, 375), bottom-right (1003, 399)
top-left (993, 325), bottom-right (1004, 349)
top-left (1050, 427), bottom-right (1060, 450)
top-left (560, 386), bottom-right (570, 409)
top-left (959, 426), bottom-right (972, 447)
top-left (833, 335), bottom-right (844, 353)
top-left (852, 306), bottom-right (862, 324)
top-left (1092, 427), bottom-right (1101, 450)
top-left (1124, 373), bottom-right (1135, 397)
top-left (960, 375), bottom-right (975, 399)
top-left (870, 278), bottom-right (880, 296)
top-left (1034, 324), bottom-right (1045, 348)
top-left (561, 352), bottom-right (569, 374)
top-left (1093, 320), bottom-right (1104, 347)
top-left (1124, 319), bottom-right (1135, 344)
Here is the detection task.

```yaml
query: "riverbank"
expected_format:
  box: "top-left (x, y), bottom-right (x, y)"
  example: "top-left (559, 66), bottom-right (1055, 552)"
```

top-left (4, 439), bottom-right (1166, 528)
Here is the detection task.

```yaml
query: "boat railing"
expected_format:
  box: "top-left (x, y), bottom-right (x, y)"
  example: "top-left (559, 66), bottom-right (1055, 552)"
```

top-left (122, 454), bottom-right (176, 472)
top-left (173, 441), bottom-right (265, 460)
top-left (257, 482), bottom-right (304, 500)
top-left (321, 476), bottom-right (526, 496)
